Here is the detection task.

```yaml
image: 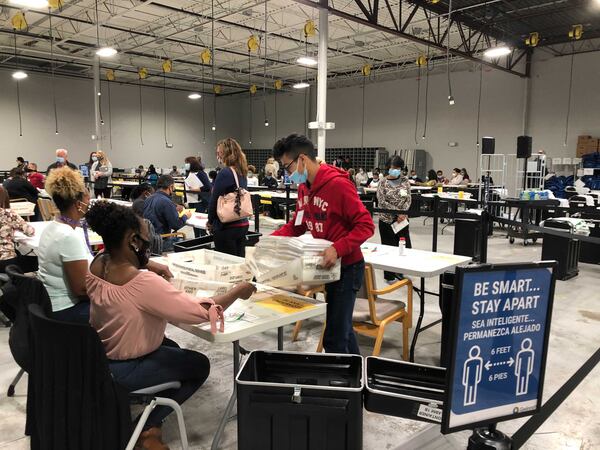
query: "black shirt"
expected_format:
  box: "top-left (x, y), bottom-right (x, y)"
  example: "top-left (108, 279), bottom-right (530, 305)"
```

top-left (46, 161), bottom-right (78, 175)
top-left (4, 177), bottom-right (39, 203)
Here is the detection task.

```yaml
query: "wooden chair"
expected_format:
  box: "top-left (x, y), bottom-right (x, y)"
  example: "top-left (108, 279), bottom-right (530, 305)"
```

top-left (317, 264), bottom-right (413, 360)
top-left (290, 285), bottom-right (326, 342)
top-left (37, 198), bottom-right (59, 221)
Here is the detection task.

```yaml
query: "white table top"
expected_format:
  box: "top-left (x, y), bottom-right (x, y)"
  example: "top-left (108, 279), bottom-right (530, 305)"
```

top-left (111, 180), bottom-right (140, 186)
top-left (410, 186), bottom-right (434, 192)
top-left (14, 221), bottom-right (103, 250)
top-left (10, 202), bottom-right (36, 217)
top-left (186, 213), bottom-right (255, 230)
top-left (251, 190), bottom-right (298, 199)
top-left (361, 243), bottom-right (471, 278)
top-left (421, 193), bottom-right (477, 202)
top-left (175, 282), bottom-right (326, 344)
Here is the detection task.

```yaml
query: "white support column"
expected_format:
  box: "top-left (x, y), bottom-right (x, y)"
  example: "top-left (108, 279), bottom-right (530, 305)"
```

top-left (316, 1), bottom-right (328, 160)
top-left (93, 55), bottom-right (102, 151)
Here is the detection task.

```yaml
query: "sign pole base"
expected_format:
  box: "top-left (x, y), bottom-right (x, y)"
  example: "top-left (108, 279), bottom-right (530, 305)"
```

top-left (467, 425), bottom-right (512, 450)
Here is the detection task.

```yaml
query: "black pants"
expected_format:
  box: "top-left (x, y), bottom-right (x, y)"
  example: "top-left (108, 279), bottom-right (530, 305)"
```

top-left (188, 202), bottom-right (207, 238)
top-left (94, 187), bottom-right (112, 199)
top-left (109, 337), bottom-right (210, 429)
top-left (213, 225), bottom-right (248, 257)
top-left (0, 253), bottom-right (38, 273)
top-left (378, 220), bottom-right (412, 280)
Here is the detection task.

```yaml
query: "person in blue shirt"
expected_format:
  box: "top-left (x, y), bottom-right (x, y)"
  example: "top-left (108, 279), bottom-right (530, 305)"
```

top-left (143, 175), bottom-right (191, 251)
top-left (207, 138), bottom-right (249, 257)
top-left (145, 164), bottom-right (159, 188)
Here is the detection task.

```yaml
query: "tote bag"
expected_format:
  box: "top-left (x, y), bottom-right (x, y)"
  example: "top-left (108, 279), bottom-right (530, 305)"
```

top-left (217, 168), bottom-right (253, 223)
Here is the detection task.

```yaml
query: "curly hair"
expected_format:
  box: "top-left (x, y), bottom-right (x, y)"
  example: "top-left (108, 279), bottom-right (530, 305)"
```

top-left (86, 201), bottom-right (142, 252)
top-left (45, 166), bottom-right (88, 212)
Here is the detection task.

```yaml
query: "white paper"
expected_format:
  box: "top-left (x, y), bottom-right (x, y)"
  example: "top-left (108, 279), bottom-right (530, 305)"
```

top-left (294, 209), bottom-right (305, 226)
top-left (584, 168), bottom-right (594, 175)
top-left (392, 219), bottom-right (409, 234)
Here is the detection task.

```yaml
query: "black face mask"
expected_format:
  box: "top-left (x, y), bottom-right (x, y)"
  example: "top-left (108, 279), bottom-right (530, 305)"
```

top-left (131, 234), bottom-right (151, 268)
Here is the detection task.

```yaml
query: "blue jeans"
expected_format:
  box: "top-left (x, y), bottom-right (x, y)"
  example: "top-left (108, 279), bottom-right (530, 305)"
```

top-left (109, 338), bottom-right (210, 428)
top-left (51, 301), bottom-right (90, 324)
top-left (323, 260), bottom-right (365, 354)
top-left (162, 236), bottom-right (182, 252)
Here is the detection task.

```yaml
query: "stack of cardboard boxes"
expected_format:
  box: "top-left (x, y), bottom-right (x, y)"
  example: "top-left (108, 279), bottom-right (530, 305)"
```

top-left (577, 136), bottom-right (599, 157)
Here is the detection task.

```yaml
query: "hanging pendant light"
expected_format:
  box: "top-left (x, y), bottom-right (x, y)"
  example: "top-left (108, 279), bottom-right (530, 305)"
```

top-left (12, 30), bottom-right (24, 137)
top-left (263, 0), bottom-right (269, 128)
top-left (94, 0), bottom-right (117, 57)
top-left (211, 0), bottom-right (217, 132)
top-left (11, 13), bottom-right (28, 81)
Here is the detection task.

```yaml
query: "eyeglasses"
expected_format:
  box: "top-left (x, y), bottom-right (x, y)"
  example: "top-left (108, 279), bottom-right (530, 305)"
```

top-left (282, 156), bottom-right (299, 175)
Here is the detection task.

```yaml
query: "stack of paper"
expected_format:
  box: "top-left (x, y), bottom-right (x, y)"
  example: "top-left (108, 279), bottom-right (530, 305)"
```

top-left (247, 235), bottom-right (341, 288)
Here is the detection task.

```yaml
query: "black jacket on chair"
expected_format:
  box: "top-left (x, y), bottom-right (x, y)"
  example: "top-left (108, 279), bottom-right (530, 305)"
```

top-left (3, 266), bottom-right (52, 371)
top-left (27, 304), bottom-right (132, 450)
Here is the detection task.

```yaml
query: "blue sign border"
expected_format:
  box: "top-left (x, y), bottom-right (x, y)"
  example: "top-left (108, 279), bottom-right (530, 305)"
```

top-left (441, 261), bottom-right (556, 434)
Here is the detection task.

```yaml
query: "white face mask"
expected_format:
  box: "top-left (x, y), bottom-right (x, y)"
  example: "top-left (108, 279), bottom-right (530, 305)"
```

top-left (184, 163), bottom-right (190, 171)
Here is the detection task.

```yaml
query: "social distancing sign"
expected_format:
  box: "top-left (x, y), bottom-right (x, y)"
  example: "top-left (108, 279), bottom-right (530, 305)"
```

top-left (442, 263), bottom-right (556, 433)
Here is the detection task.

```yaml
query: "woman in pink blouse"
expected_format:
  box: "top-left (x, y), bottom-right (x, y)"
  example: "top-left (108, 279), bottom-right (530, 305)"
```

top-left (0, 186), bottom-right (37, 273)
top-left (86, 201), bottom-right (255, 450)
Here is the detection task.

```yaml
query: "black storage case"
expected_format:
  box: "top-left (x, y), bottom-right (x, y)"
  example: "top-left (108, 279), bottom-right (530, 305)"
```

top-left (579, 220), bottom-right (600, 264)
top-left (541, 220), bottom-right (580, 280)
top-left (364, 357), bottom-right (446, 424)
top-left (454, 215), bottom-right (487, 263)
top-left (236, 351), bottom-right (364, 450)
top-left (173, 232), bottom-right (262, 253)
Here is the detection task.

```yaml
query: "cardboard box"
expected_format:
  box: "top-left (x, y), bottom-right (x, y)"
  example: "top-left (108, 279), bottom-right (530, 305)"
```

top-left (168, 249), bottom-right (253, 283)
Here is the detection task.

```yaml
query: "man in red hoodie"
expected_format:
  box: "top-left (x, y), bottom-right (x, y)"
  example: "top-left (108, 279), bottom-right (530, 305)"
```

top-left (272, 134), bottom-right (375, 354)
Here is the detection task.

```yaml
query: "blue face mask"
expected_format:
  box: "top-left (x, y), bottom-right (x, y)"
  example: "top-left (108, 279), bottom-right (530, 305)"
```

top-left (289, 168), bottom-right (307, 184)
top-left (56, 157), bottom-right (65, 164)
top-left (388, 168), bottom-right (401, 178)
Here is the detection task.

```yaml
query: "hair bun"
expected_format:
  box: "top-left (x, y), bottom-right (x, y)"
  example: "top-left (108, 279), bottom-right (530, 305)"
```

top-left (86, 201), bottom-right (120, 237)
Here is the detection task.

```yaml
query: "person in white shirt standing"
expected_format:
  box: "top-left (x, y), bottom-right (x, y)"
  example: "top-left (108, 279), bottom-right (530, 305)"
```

top-left (90, 150), bottom-right (113, 198)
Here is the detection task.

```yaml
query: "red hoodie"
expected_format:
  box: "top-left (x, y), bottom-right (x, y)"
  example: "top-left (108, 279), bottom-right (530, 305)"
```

top-left (272, 164), bottom-right (374, 266)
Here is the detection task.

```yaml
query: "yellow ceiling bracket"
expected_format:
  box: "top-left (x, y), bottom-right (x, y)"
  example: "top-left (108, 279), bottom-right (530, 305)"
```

top-left (247, 35), bottom-right (260, 52)
top-left (361, 64), bottom-right (372, 77)
top-left (304, 20), bottom-right (316, 38)
top-left (162, 59), bottom-right (172, 73)
top-left (569, 25), bottom-right (583, 40)
top-left (416, 54), bottom-right (427, 66)
top-left (200, 48), bottom-right (211, 64)
top-left (214, 85), bottom-right (222, 94)
top-left (274, 79), bottom-right (283, 90)
top-left (525, 32), bottom-right (539, 47)
top-left (11, 12), bottom-right (28, 31)
top-left (106, 69), bottom-right (115, 81)
top-left (48, 0), bottom-right (63, 9)
top-left (250, 84), bottom-right (257, 94)
top-left (138, 67), bottom-right (148, 80)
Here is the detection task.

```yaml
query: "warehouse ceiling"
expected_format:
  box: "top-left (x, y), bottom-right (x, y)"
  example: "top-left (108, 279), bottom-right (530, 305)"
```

top-left (0, 0), bottom-right (599, 95)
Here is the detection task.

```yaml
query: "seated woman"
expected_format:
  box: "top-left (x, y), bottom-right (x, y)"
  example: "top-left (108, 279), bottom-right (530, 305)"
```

top-left (445, 168), bottom-right (464, 185)
top-left (416, 169), bottom-right (438, 187)
top-left (0, 186), bottom-right (37, 273)
top-left (86, 201), bottom-right (256, 449)
top-left (38, 167), bottom-right (93, 323)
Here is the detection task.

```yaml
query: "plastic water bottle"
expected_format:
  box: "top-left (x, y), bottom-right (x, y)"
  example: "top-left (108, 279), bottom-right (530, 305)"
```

top-left (399, 237), bottom-right (406, 256)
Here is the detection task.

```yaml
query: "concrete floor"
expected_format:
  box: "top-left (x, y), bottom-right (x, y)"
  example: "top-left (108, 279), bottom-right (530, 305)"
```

top-left (1, 219), bottom-right (599, 449)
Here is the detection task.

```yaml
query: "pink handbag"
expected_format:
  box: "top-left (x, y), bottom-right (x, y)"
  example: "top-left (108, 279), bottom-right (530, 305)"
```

top-left (217, 168), bottom-right (254, 223)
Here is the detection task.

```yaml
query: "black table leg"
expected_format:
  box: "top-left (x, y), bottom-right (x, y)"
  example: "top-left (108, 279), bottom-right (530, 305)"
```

top-left (277, 327), bottom-right (284, 351)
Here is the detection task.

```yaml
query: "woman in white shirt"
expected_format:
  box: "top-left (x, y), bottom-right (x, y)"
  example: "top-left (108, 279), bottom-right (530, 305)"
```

top-left (183, 157), bottom-right (204, 205)
top-left (38, 167), bottom-right (93, 323)
top-left (247, 165), bottom-right (259, 187)
top-left (446, 167), bottom-right (464, 186)
top-left (90, 150), bottom-right (113, 198)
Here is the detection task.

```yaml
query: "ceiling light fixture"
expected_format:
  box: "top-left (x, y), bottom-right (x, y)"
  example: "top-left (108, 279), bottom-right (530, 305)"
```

top-left (448, 95), bottom-right (455, 106)
top-left (264, 119), bottom-right (269, 127)
top-left (211, 125), bottom-right (216, 131)
top-left (484, 46), bottom-right (511, 58)
top-left (96, 46), bottom-right (117, 57)
top-left (12, 70), bottom-right (28, 80)
top-left (293, 82), bottom-right (310, 89)
top-left (188, 93), bottom-right (201, 99)
top-left (296, 56), bottom-right (317, 66)
top-left (9, 0), bottom-right (48, 9)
